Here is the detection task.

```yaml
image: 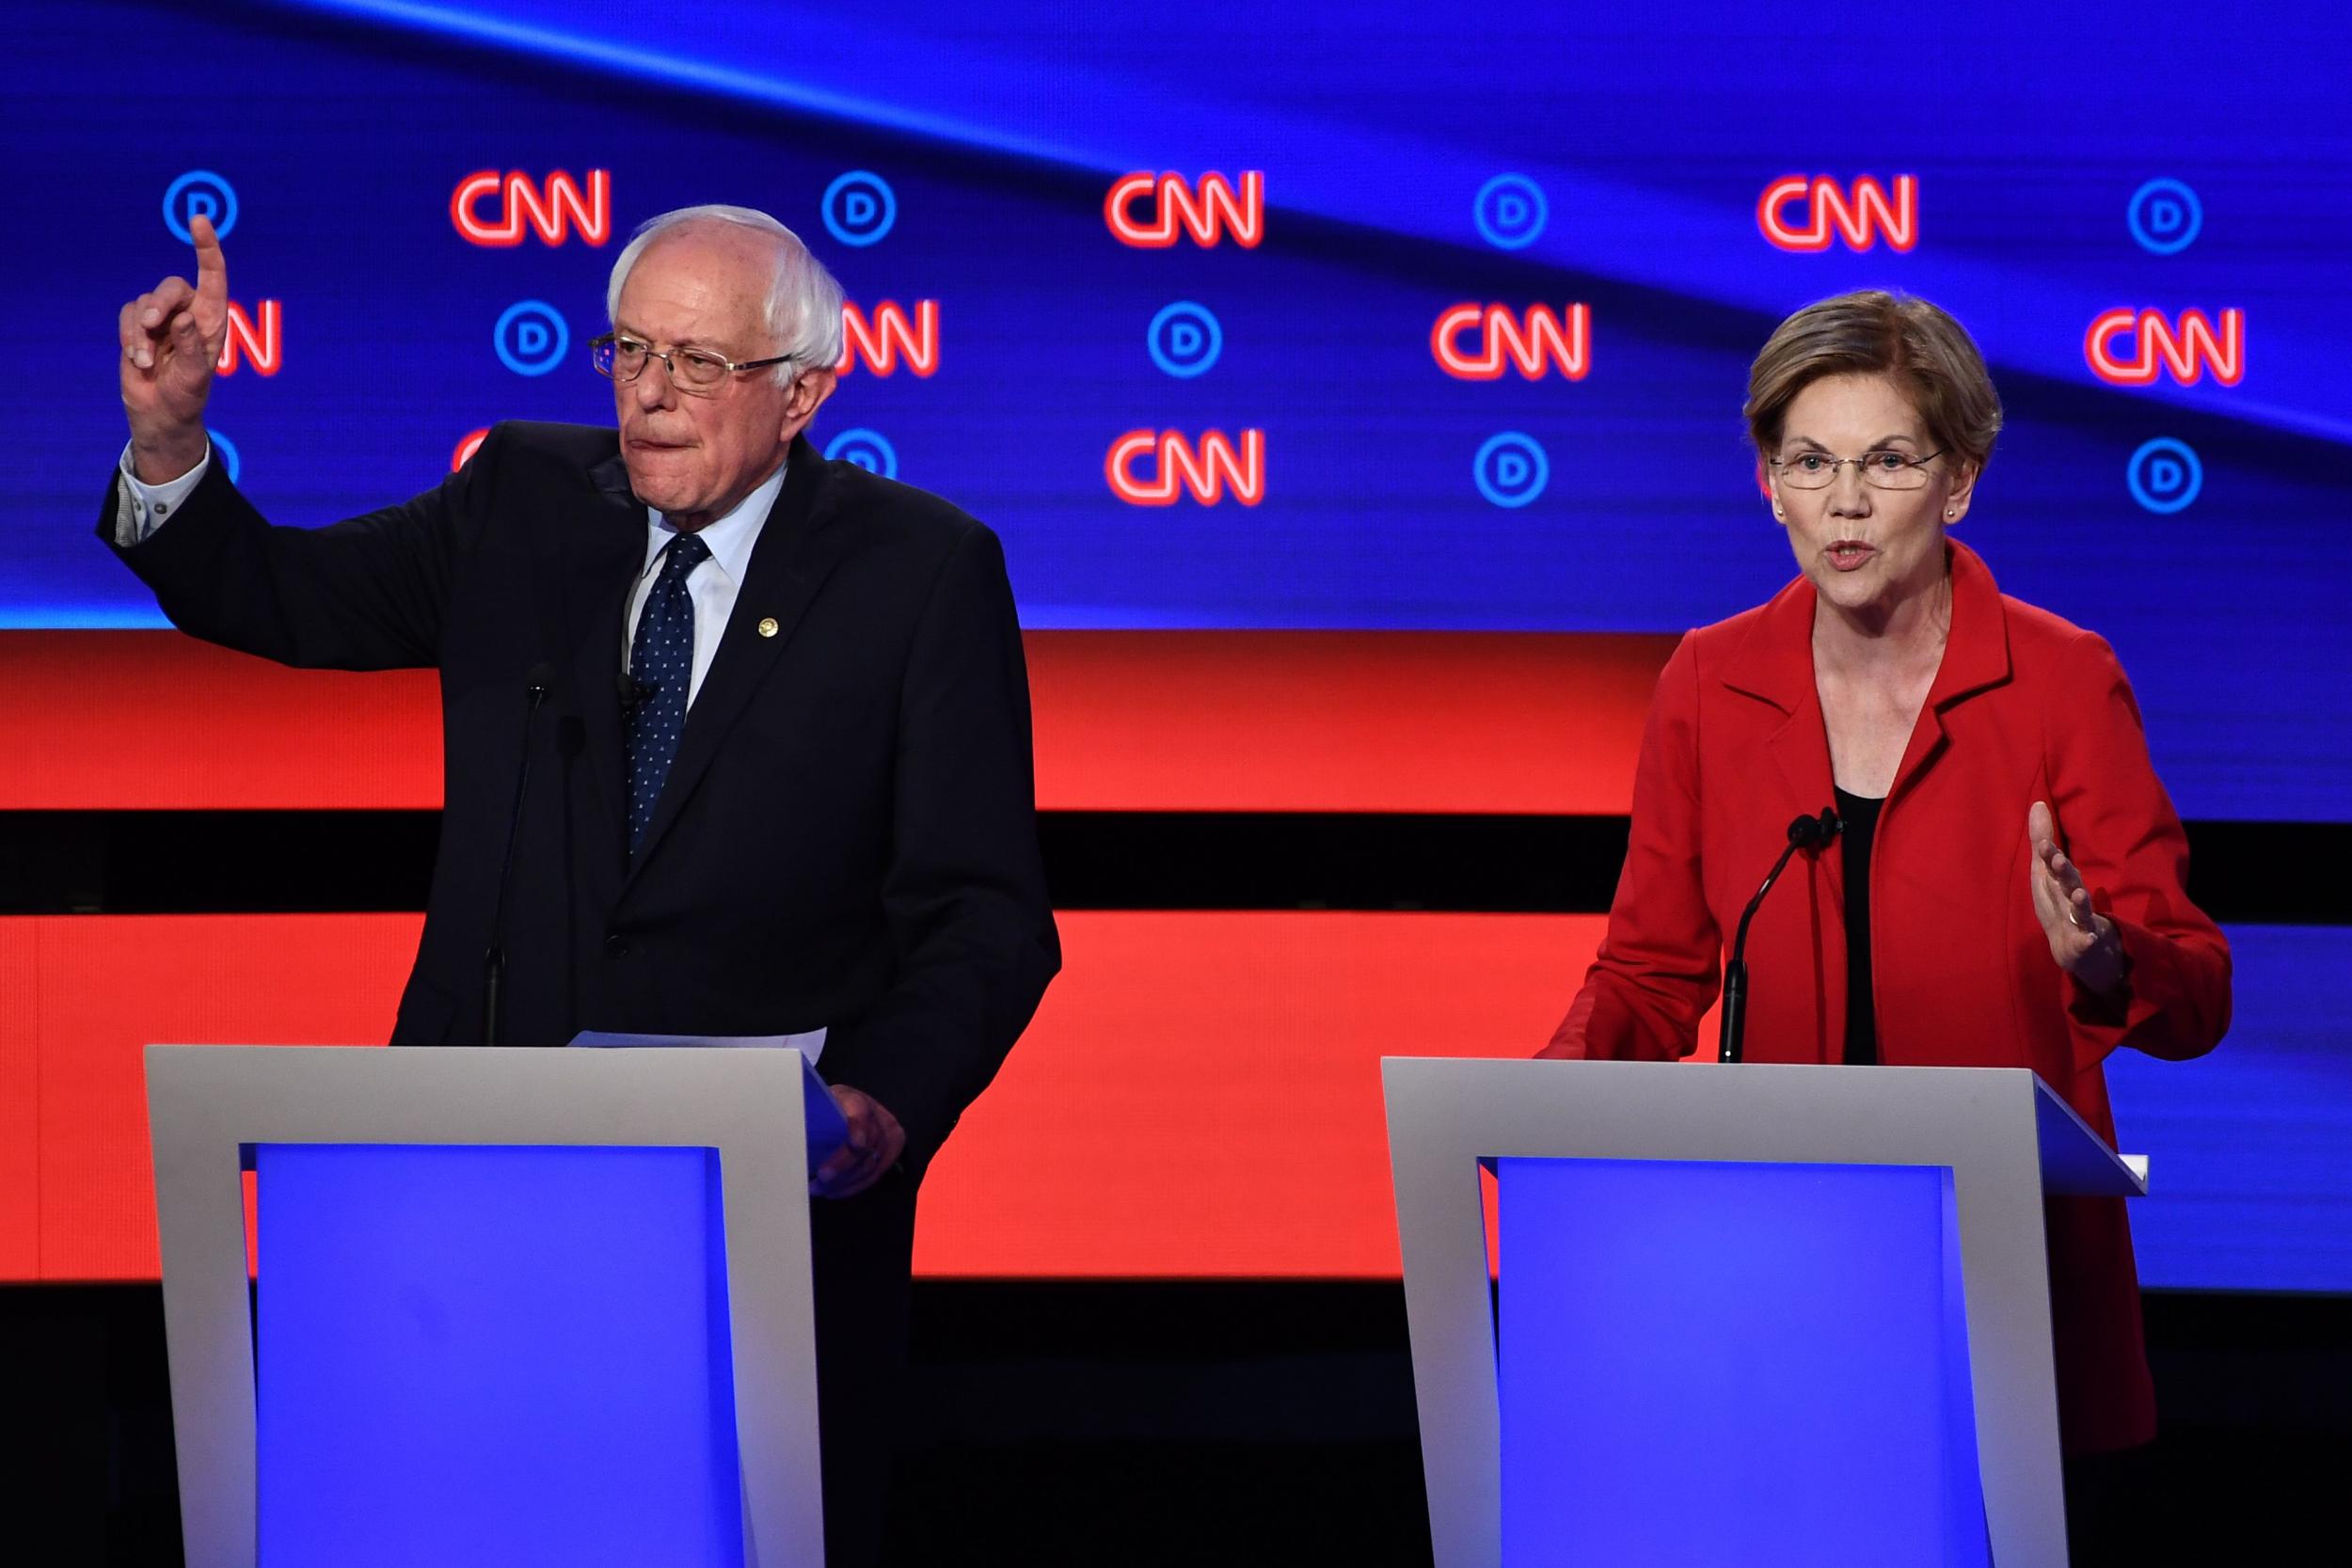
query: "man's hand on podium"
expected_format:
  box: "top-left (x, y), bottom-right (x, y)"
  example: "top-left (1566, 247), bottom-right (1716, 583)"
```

top-left (811, 1085), bottom-right (905, 1198)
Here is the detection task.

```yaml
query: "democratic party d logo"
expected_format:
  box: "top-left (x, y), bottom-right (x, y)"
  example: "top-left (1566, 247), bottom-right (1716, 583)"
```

top-left (164, 170), bottom-right (238, 243)
top-left (825, 428), bottom-right (898, 479)
top-left (494, 301), bottom-right (569, 377)
top-left (1473, 433), bottom-right (1548, 509)
top-left (1149, 303), bottom-right (1223, 379)
top-left (2127, 180), bottom-right (2201, 255)
top-left (2125, 438), bottom-right (2202, 515)
top-left (823, 172), bottom-right (898, 246)
top-left (1472, 176), bottom-right (1546, 250)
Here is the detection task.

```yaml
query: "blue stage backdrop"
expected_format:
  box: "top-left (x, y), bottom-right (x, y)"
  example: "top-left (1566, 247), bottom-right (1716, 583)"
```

top-left (9, 0), bottom-right (2349, 820)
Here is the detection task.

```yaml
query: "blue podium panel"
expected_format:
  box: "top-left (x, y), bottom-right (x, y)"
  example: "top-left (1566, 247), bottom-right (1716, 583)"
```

top-left (254, 1144), bottom-right (744, 1568)
top-left (1498, 1158), bottom-right (1988, 1568)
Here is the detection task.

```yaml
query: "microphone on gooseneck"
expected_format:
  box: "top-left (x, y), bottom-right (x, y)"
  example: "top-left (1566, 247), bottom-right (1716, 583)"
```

top-left (483, 661), bottom-right (555, 1048)
top-left (1717, 808), bottom-right (1844, 1065)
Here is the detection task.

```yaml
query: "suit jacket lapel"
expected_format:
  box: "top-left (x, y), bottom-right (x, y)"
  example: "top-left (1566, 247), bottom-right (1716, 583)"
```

top-left (1723, 544), bottom-right (2016, 815)
top-left (1720, 573), bottom-right (1836, 822)
top-left (1887, 541), bottom-right (2014, 804)
top-left (570, 449), bottom-right (646, 875)
top-left (625, 436), bottom-right (844, 884)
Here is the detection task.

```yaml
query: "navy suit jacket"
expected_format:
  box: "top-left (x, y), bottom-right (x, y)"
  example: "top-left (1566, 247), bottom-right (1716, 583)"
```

top-left (104, 420), bottom-right (1060, 1175)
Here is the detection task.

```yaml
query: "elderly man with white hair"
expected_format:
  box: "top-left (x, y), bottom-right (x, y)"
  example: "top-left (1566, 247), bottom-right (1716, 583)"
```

top-left (107, 204), bottom-right (1062, 1564)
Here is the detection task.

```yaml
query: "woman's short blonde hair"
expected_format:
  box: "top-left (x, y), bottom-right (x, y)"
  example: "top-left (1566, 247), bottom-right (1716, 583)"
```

top-left (1744, 291), bottom-right (2002, 477)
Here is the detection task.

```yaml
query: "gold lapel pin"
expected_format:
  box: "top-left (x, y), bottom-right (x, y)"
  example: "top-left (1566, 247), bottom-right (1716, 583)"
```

top-left (757, 617), bottom-right (779, 639)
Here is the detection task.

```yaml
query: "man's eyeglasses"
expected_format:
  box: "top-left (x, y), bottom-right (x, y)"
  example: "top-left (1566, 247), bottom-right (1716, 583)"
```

top-left (591, 332), bottom-right (800, 397)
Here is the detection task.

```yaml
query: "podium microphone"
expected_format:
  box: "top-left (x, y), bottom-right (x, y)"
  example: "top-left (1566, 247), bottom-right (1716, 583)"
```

top-left (1717, 808), bottom-right (1842, 1065)
top-left (483, 661), bottom-right (555, 1048)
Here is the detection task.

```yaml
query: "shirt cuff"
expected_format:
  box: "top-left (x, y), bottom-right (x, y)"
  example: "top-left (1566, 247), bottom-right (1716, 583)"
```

top-left (113, 442), bottom-right (211, 546)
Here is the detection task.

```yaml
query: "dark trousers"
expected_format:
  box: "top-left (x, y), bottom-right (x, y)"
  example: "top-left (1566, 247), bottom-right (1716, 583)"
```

top-left (810, 1169), bottom-right (917, 1568)
top-left (2063, 1442), bottom-right (2156, 1566)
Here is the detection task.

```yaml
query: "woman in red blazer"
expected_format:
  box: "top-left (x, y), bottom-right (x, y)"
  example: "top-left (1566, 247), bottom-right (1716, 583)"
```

top-left (1542, 291), bottom-right (2232, 1462)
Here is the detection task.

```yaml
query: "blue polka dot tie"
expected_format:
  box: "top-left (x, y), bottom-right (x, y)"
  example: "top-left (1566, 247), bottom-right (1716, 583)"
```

top-left (625, 532), bottom-right (710, 854)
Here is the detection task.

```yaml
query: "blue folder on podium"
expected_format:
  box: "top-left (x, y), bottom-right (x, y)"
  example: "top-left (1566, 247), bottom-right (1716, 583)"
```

top-left (1383, 1058), bottom-right (2149, 1568)
top-left (146, 1042), bottom-right (847, 1568)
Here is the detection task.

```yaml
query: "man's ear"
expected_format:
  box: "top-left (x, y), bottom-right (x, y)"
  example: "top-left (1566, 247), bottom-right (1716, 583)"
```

top-left (784, 368), bottom-right (837, 441)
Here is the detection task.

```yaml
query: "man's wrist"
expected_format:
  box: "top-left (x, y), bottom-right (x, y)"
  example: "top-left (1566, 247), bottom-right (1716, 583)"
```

top-left (129, 431), bottom-right (209, 486)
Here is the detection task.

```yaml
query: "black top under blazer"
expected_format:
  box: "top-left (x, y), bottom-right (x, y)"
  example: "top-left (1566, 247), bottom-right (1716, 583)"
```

top-left (102, 420), bottom-right (1062, 1175)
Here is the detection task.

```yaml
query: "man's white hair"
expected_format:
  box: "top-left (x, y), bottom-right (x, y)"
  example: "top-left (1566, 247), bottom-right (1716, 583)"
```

top-left (605, 204), bottom-right (845, 383)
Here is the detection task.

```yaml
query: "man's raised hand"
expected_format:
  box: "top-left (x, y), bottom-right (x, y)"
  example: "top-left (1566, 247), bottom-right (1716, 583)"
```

top-left (119, 213), bottom-right (230, 481)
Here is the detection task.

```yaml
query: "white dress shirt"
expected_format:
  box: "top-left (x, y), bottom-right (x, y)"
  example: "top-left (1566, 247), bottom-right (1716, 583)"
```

top-left (117, 446), bottom-right (788, 713)
top-left (112, 443), bottom-right (210, 544)
top-left (623, 464), bottom-right (785, 709)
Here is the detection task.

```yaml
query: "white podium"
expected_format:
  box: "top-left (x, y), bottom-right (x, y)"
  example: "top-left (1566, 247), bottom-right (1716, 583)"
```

top-left (1383, 1059), bottom-right (2147, 1568)
top-left (146, 1044), bottom-right (841, 1568)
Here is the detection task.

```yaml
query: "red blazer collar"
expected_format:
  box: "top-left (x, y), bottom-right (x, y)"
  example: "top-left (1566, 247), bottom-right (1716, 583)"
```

top-left (1720, 538), bottom-right (2013, 715)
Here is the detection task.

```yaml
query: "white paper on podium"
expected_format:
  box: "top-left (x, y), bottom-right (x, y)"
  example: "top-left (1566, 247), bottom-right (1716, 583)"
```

top-left (569, 1028), bottom-right (827, 1063)
top-left (566, 1032), bottom-right (849, 1168)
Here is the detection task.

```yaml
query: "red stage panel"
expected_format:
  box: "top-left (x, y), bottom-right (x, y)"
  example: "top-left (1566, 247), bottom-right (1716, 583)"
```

top-left (4, 632), bottom-right (442, 811)
top-left (914, 911), bottom-right (1615, 1276)
top-left (3, 911), bottom-right (1710, 1282)
top-left (24, 914), bottom-right (419, 1281)
top-left (0, 926), bottom-right (40, 1277)
top-left (1, 629), bottom-right (1669, 813)
top-left (1026, 631), bottom-right (1671, 813)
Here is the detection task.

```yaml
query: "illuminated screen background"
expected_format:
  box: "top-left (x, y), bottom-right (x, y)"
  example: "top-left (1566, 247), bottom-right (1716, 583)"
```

top-left (5, 0), bottom-right (2347, 1291)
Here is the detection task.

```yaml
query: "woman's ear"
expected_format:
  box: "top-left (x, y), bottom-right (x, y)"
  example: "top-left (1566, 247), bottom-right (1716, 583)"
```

top-left (1942, 458), bottom-right (1980, 525)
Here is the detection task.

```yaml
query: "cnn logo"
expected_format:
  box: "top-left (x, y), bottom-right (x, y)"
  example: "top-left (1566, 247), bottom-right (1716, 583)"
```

top-left (214, 300), bottom-right (281, 377)
top-left (2085, 309), bottom-right (2243, 388)
top-left (835, 302), bottom-right (938, 377)
top-left (451, 169), bottom-right (612, 247)
top-left (1431, 305), bottom-right (1590, 381)
top-left (1105, 172), bottom-right (1264, 249)
top-left (1757, 175), bottom-right (1916, 253)
top-left (1105, 430), bottom-right (1264, 506)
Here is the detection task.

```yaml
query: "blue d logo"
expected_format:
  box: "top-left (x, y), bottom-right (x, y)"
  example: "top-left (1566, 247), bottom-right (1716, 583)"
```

top-left (1473, 432), bottom-right (1549, 508)
top-left (493, 301), bottom-right (569, 377)
top-left (2126, 179), bottom-right (2201, 256)
top-left (1148, 302), bottom-right (1223, 378)
top-left (1473, 175), bottom-right (1548, 251)
top-left (164, 170), bottom-right (239, 243)
top-left (2125, 437), bottom-right (2202, 515)
top-left (824, 427), bottom-right (899, 479)
top-left (822, 171), bottom-right (898, 247)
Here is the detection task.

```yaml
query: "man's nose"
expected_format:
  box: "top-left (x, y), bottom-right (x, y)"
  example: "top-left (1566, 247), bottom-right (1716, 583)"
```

top-left (631, 359), bottom-right (678, 411)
